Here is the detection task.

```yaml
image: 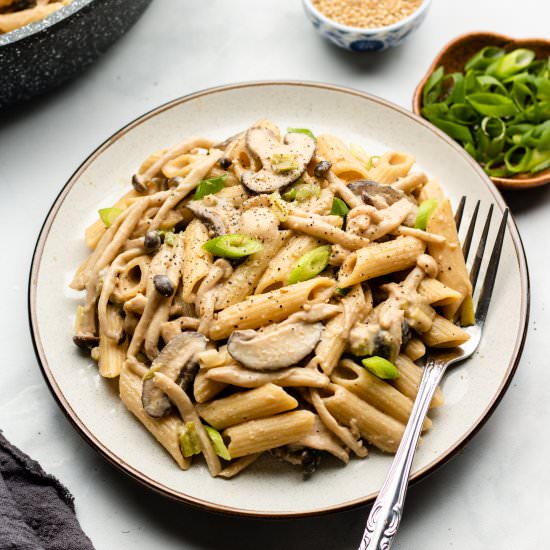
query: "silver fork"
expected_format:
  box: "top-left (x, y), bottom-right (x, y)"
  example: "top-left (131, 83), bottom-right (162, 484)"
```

top-left (359, 199), bottom-right (509, 550)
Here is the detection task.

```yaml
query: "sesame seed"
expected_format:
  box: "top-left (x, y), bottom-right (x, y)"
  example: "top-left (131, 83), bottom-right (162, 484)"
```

top-left (312, 0), bottom-right (423, 28)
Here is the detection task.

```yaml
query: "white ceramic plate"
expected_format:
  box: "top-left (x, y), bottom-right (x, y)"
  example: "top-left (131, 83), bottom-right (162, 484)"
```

top-left (29, 82), bottom-right (529, 517)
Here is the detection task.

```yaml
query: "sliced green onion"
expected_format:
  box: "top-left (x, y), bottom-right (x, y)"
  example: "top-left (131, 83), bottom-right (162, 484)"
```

top-left (365, 155), bottom-right (380, 171)
top-left (330, 197), bottom-right (350, 218)
top-left (487, 49), bottom-right (536, 80)
top-left (164, 231), bottom-right (176, 246)
top-left (476, 117), bottom-right (506, 161)
top-left (271, 153), bottom-right (299, 173)
top-left (423, 66), bottom-right (445, 105)
top-left (443, 73), bottom-right (465, 104)
top-left (466, 93), bottom-right (518, 117)
top-left (483, 155), bottom-right (512, 177)
top-left (179, 422), bottom-right (202, 458)
top-left (295, 182), bottom-right (320, 202)
top-left (528, 148), bottom-right (550, 173)
top-left (288, 245), bottom-right (331, 285)
top-left (415, 199), bottom-right (439, 230)
top-left (421, 102), bottom-right (450, 122)
top-left (476, 74), bottom-right (509, 95)
top-left (98, 207), bottom-right (123, 227)
top-left (269, 191), bottom-right (289, 222)
top-left (193, 173), bottom-right (228, 200)
top-left (449, 103), bottom-right (479, 125)
top-left (421, 47), bottom-right (549, 177)
top-left (430, 117), bottom-right (474, 145)
top-left (287, 127), bottom-right (316, 140)
top-left (204, 425), bottom-right (231, 460)
top-left (362, 356), bottom-right (399, 380)
top-left (464, 46), bottom-right (505, 71)
top-left (504, 145), bottom-right (533, 173)
top-left (202, 234), bottom-right (263, 259)
top-left (283, 182), bottom-right (320, 202)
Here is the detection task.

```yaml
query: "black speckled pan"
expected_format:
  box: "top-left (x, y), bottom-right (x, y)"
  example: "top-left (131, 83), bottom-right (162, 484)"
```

top-left (0, 0), bottom-right (152, 108)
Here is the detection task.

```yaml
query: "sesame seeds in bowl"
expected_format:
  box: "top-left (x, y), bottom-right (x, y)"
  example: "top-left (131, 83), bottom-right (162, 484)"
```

top-left (302, 0), bottom-right (432, 52)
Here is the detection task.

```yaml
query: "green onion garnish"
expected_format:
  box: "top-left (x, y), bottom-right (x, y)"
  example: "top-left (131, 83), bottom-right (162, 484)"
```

top-left (204, 425), bottom-right (231, 460)
top-left (415, 199), bottom-right (439, 231)
top-left (283, 182), bottom-right (320, 202)
top-left (179, 422), bottom-right (202, 458)
top-left (164, 231), bottom-right (176, 246)
top-left (271, 153), bottom-right (299, 173)
top-left (287, 127), bottom-right (316, 140)
top-left (98, 207), bottom-right (123, 227)
top-left (193, 173), bottom-right (228, 200)
top-left (330, 197), bottom-right (350, 218)
top-left (202, 234), bottom-right (264, 259)
top-left (362, 356), bottom-right (400, 380)
top-left (288, 245), bottom-right (331, 285)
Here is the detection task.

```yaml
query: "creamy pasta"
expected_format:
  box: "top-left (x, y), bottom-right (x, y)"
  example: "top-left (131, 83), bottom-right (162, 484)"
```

top-left (71, 120), bottom-right (471, 478)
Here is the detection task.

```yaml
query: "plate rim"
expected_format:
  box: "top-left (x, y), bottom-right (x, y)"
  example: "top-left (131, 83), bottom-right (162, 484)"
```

top-left (27, 80), bottom-right (530, 518)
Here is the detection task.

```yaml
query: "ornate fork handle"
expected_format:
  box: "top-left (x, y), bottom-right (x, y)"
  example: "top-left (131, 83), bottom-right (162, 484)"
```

top-left (360, 358), bottom-right (448, 550)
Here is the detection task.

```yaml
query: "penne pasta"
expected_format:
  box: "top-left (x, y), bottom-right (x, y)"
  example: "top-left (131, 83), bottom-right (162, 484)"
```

top-left (209, 277), bottom-right (335, 340)
top-left (196, 384), bottom-right (298, 430)
top-left (224, 410), bottom-right (316, 458)
top-left (118, 366), bottom-right (189, 470)
top-left (332, 360), bottom-right (431, 431)
top-left (422, 314), bottom-right (470, 348)
top-left (338, 236), bottom-right (425, 287)
top-left (394, 354), bottom-right (444, 408)
top-left (322, 385), bottom-right (406, 453)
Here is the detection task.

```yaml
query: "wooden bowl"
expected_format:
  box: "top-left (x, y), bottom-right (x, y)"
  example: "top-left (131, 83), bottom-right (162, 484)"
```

top-left (413, 31), bottom-right (550, 190)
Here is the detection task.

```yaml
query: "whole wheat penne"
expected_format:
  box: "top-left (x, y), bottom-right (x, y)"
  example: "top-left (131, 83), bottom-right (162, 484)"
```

top-left (224, 410), bottom-right (315, 458)
top-left (197, 384), bottom-right (298, 430)
top-left (367, 151), bottom-right (415, 184)
top-left (422, 314), bottom-right (470, 348)
top-left (418, 277), bottom-right (463, 306)
top-left (322, 385), bottom-right (406, 453)
top-left (209, 277), bottom-right (335, 340)
top-left (315, 285), bottom-right (369, 375)
top-left (394, 354), bottom-right (443, 408)
top-left (193, 369), bottom-right (227, 404)
top-left (118, 366), bottom-right (189, 470)
top-left (255, 234), bottom-right (322, 294)
top-left (332, 360), bottom-right (431, 431)
top-left (98, 304), bottom-right (126, 378)
top-left (404, 338), bottom-right (426, 361)
top-left (338, 236), bottom-right (425, 287)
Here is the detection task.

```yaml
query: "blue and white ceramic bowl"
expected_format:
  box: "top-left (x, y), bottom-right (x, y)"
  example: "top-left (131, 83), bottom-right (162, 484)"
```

top-left (302, 0), bottom-right (431, 52)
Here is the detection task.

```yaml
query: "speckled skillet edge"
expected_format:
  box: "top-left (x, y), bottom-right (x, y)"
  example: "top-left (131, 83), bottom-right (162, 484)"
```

top-left (0, 0), bottom-right (93, 47)
top-left (27, 81), bottom-right (530, 518)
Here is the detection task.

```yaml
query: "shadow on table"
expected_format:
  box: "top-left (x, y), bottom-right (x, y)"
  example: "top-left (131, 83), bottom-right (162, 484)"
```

top-left (502, 184), bottom-right (550, 216)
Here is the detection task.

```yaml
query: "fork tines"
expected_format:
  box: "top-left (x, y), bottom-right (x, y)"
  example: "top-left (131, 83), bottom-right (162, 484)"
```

top-left (457, 196), bottom-right (509, 326)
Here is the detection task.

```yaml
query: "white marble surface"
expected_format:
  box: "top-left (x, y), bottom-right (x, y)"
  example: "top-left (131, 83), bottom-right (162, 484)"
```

top-left (0, 0), bottom-right (548, 548)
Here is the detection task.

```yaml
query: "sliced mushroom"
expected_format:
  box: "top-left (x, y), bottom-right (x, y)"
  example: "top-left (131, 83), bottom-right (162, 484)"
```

top-left (185, 197), bottom-right (240, 236)
top-left (227, 321), bottom-right (322, 371)
top-left (348, 180), bottom-right (408, 208)
top-left (241, 127), bottom-right (316, 193)
top-left (73, 334), bottom-right (100, 349)
top-left (141, 332), bottom-right (207, 417)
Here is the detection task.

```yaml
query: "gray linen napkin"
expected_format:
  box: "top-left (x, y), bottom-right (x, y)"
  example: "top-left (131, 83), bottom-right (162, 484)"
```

top-left (0, 431), bottom-right (94, 550)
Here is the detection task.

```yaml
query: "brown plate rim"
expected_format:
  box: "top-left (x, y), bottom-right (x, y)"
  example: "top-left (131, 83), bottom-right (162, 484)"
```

top-left (28, 80), bottom-right (530, 518)
top-left (412, 30), bottom-right (550, 189)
